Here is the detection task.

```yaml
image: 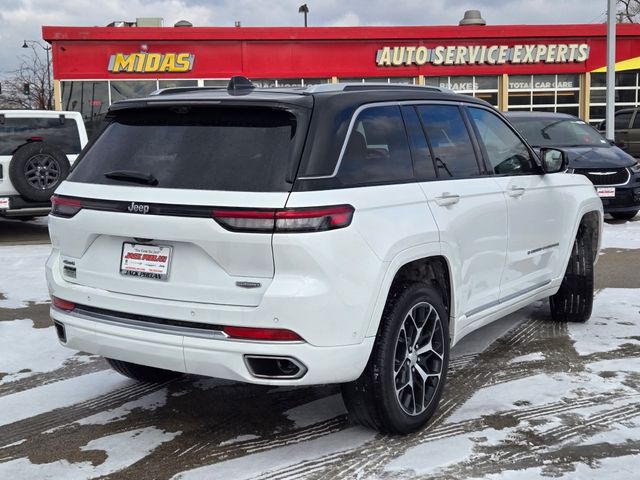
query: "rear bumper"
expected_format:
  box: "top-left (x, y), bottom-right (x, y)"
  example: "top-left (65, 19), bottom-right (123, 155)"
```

top-left (46, 246), bottom-right (380, 385)
top-left (0, 195), bottom-right (50, 217)
top-left (51, 306), bottom-right (374, 385)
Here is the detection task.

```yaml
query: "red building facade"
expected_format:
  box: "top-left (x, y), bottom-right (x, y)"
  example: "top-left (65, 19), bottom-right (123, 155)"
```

top-left (43, 23), bottom-right (640, 125)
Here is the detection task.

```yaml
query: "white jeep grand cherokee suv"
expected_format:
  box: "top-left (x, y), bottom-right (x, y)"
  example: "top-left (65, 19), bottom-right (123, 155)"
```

top-left (46, 79), bottom-right (603, 434)
top-left (0, 110), bottom-right (88, 218)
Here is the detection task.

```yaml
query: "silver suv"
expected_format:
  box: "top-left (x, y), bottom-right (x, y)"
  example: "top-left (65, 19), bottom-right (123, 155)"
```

top-left (46, 79), bottom-right (603, 434)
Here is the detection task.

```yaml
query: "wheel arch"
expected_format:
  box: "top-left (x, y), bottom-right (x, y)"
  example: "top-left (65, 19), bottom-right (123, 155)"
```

top-left (366, 249), bottom-right (455, 341)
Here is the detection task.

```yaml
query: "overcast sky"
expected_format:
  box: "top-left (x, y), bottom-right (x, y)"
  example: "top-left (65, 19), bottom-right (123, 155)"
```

top-left (0, 0), bottom-right (610, 77)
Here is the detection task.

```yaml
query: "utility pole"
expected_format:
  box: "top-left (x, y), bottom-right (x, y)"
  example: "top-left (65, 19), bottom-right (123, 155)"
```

top-left (606, 0), bottom-right (616, 141)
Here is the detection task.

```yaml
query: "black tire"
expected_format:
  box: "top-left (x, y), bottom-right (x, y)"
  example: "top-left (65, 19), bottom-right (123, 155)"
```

top-left (549, 229), bottom-right (594, 323)
top-left (9, 142), bottom-right (70, 202)
top-left (341, 283), bottom-right (450, 434)
top-left (105, 358), bottom-right (183, 382)
top-left (610, 211), bottom-right (638, 221)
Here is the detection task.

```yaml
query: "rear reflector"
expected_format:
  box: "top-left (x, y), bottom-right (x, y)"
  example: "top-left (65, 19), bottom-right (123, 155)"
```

top-left (212, 205), bottom-right (354, 233)
top-left (51, 195), bottom-right (82, 218)
top-left (52, 296), bottom-right (76, 311)
top-left (223, 326), bottom-right (304, 341)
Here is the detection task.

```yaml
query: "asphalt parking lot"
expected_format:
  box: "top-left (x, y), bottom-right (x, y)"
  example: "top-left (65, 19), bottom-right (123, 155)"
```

top-left (0, 215), bottom-right (639, 479)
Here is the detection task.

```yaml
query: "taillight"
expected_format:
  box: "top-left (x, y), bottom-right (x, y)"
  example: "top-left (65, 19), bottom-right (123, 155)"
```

top-left (52, 296), bottom-right (76, 311)
top-left (211, 209), bottom-right (275, 233)
top-left (51, 195), bottom-right (82, 218)
top-left (223, 326), bottom-right (304, 341)
top-left (212, 205), bottom-right (354, 233)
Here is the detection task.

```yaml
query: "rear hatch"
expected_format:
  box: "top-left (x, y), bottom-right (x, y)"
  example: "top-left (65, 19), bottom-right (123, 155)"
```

top-left (49, 100), bottom-right (310, 307)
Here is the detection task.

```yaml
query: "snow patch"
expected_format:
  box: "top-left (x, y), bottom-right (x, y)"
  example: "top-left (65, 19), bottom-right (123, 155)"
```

top-left (172, 428), bottom-right (375, 480)
top-left (446, 371), bottom-right (633, 424)
top-left (218, 434), bottom-right (260, 446)
top-left (0, 245), bottom-right (51, 308)
top-left (76, 388), bottom-right (169, 426)
top-left (569, 289), bottom-right (640, 356)
top-left (0, 320), bottom-right (88, 385)
top-left (0, 370), bottom-right (132, 426)
top-left (601, 219), bottom-right (640, 250)
top-left (387, 427), bottom-right (512, 476)
top-left (508, 352), bottom-right (546, 364)
top-left (0, 427), bottom-right (179, 479)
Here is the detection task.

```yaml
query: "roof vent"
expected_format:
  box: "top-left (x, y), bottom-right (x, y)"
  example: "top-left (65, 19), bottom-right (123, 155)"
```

top-left (459, 10), bottom-right (486, 26)
top-left (174, 20), bottom-right (193, 27)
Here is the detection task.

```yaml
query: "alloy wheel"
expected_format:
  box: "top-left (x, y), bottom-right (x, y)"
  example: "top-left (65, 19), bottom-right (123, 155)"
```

top-left (24, 154), bottom-right (61, 190)
top-left (393, 301), bottom-right (445, 416)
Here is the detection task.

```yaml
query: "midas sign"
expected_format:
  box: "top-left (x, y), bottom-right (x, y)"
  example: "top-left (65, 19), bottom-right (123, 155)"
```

top-left (108, 52), bottom-right (195, 73)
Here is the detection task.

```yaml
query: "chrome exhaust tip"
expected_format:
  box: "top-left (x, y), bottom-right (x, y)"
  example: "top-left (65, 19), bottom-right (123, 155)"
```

top-left (244, 355), bottom-right (307, 379)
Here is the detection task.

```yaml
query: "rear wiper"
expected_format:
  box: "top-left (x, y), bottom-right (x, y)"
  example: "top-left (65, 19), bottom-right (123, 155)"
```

top-left (104, 170), bottom-right (159, 186)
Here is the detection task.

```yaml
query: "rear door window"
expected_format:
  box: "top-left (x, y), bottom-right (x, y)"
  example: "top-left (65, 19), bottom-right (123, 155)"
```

top-left (0, 117), bottom-right (82, 155)
top-left (68, 106), bottom-right (302, 192)
top-left (337, 105), bottom-right (413, 186)
top-left (416, 105), bottom-right (481, 178)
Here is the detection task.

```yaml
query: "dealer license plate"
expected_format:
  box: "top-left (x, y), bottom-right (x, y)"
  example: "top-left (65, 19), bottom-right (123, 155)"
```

top-left (120, 243), bottom-right (172, 280)
top-left (0, 197), bottom-right (9, 210)
top-left (596, 187), bottom-right (616, 198)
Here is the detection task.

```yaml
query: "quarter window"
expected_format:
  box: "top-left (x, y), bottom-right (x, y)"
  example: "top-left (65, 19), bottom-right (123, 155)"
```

top-left (416, 105), bottom-right (480, 178)
top-left (468, 108), bottom-right (537, 175)
top-left (338, 105), bottom-right (413, 185)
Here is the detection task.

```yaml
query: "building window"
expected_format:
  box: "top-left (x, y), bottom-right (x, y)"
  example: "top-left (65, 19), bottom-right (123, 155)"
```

top-left (425, 76), bottom-right (498, 107)
top-left (60, 81), bottom-right (110, 138)
top-left (251, 78), bottom-right (330, 87)
top-left (589, 70), bottom-right (640, 125)
top-left (507, 74), bottom-right (580, 116)
top-left (110, 80), bottom-right (159, 103)
top-left (158, 80), bottom-right (198, 89)
top-left (338, 77), bottom-right (416, 84)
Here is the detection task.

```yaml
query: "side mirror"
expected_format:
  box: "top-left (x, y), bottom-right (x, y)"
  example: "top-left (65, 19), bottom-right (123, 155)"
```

top-left (539, 148), bottom-right (568, 174)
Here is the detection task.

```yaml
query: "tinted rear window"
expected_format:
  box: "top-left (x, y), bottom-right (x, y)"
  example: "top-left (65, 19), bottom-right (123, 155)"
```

top-left (68, 106), bottom-right (300, 192)
top-left (0, 117), bottom-right (82, 155)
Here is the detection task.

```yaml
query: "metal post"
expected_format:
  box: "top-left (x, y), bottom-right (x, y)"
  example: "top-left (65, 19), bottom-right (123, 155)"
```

top-left (606, 0), bottom-right (616, 141)
top-left (45, 46), bottom-right (52, 110)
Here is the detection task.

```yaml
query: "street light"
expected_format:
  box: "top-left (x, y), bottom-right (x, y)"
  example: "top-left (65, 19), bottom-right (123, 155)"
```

top-left (22, 39), bottom-right (53, 110)
top-left (298, 4), bottom-right (309, 27)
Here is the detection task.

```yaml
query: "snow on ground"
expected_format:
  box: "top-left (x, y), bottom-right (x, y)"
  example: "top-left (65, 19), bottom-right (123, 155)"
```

top-left (76, 388), bottom-right (170, 426)
top-left (0, 370), bottom-right (132, 426)
top-left (0, 318), bottom-right (92, 384)
top-left (507, 352), bottom-right (546, 364)
top-left (601, 218), bottom-right (640, 249)
top-left (0, 218), bottom-right (639, 479)
top-left (0, 245), bottom-right (51, 308)
top-left (172, 428), bottom-right (376, 480)
top-left (0, 427), bottom-right (179, 480)
top-left (569, 288), bottom-right (640, 355)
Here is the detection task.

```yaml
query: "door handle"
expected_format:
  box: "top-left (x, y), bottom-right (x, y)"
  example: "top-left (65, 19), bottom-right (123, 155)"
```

top-left (434, 193), bottom-right (460, 206)
top-left (507, 186), bottom-right (525, 198)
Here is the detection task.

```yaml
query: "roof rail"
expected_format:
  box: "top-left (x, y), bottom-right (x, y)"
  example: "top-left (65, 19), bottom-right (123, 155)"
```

top-left (303, 83), bottom-right (449, 94)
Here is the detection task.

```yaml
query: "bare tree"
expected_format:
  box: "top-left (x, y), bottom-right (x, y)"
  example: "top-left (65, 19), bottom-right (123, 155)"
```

top-left (618, 0), bottom-right (640, 22)
top-left (0, 48), bottom-right (52, 110)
